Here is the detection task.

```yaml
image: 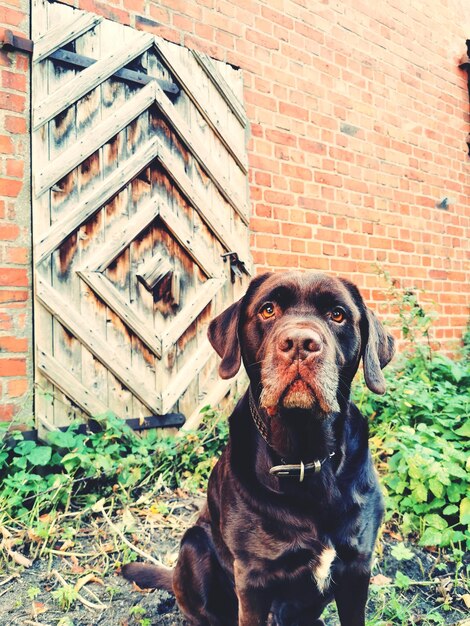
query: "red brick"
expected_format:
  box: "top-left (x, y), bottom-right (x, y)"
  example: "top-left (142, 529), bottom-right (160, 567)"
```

top-left (0, 268), bottom-right (28, 286)
top-left (7, 378), bottom-right (28, 398)
top-left (0, 135), bottom-right (13, 153)
top-left (4, 115), bottom-right (26, 134)
top-left (0, 404), bottom-right (16, 421)
top-left (0, 91), bottom-right (25, 112)
top-left (0, 178), bottom-right (22, 197)
top-left (0, 358), bottom-right (26, 376)
top-left (0, 223), bottom-right (19, 239)
top-left (6, 159), bottom-right (23, 178)
top-left (0, 336), bottom-right (27, 352)
top-left (1, 7), bottom-right (25, 27)
top-left (5, 246), bottom-right (27, 264)
top-left (2, 70), bottom-right (26, 92)
top-left (0, 290), bottom-right (28, 303)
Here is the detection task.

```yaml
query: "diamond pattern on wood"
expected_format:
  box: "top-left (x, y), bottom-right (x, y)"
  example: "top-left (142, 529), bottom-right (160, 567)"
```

top-left (32, 0), bottom-right (250, 430)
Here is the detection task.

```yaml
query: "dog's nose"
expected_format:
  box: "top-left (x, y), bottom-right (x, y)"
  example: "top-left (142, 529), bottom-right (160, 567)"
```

top-left (278, 328), bottom-right (323, 360)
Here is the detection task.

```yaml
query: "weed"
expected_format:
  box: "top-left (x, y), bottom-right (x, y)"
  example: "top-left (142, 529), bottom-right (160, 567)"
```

top-left (355, 271), bottom-right (469, 549)
top-left (51, 584), bottom-right (78, 611)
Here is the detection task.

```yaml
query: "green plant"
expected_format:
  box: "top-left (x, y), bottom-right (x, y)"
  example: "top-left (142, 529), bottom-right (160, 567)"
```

top-left (51, 584), bottom-right (78, 611)
top-left (0, 407), bottom-right (228, 532)
top-left (355, 272), bottom-right (470, 549)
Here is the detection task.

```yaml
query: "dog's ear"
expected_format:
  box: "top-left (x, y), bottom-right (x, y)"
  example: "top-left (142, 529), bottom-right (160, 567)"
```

top-left (363, 309), bottom-right (395, 394)
top-left (208, 273), bottom-right (273, 379)
top-left (208, 299), bottom-right (243, 379)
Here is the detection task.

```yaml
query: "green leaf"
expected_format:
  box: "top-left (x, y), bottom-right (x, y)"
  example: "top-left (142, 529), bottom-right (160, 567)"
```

top-left (27, 446), bottom-right (52, 466)
top-left (429, 478), bottom-right (443, 498)
top-left (424, 513), bottom-right (448, 530)
top-left (442, 504), bottom-right (459, 515)
top-left (454, 421), bottom-right (470, 437)
top-left (395, 570), bottom-right (412, 590)
top-left (460, 497), bottom-right (470, 525)
top-left (390, 543), bottom-right (414, 561)
top-left (412, 482), bottom-right (427, 503)
top-left (47, 430), bottom-right (80, 449)
top-left (419, 527), bottom-right (442, 546)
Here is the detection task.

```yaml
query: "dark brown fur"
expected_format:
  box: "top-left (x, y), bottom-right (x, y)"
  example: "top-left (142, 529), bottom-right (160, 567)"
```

top-left (123, 272), bottom-right (395, 626)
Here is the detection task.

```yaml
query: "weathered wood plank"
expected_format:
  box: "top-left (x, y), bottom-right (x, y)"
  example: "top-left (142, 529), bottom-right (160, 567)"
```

top-left (37, 349), bottom-right (112, 417)
top-left (48, 49), bottom-right (179, 94)
top-left (154, 136), bottom-right (251, 269)
top-left (33, 12), bottom-right (102, 63)
top-left (153, 37), bottom-right (248, 174)
top-left (35, 80), bottom-right (156, 195)
top-left (136, 253), bottom-right (172, 292)
top-left (152, 79), bottom-right (249, 224)
top-left (160, 338), bottom-right (212, 413)
top-left (160, 277), bottom-right (224, 354)
top-left (182, 372), bottom-right (245, 431)
top-left (34, 30), bottom-right (154, 129)
top-left (77, 270), bottom-right (163, 358)
top-left (90, 197), bottom-right (160, 272)
top-left (159, 204), bottom-right (220, 278)
top-left (36, 276), bottom-right (163, 412)
top-left (191, 49), bottom-right (247, 128)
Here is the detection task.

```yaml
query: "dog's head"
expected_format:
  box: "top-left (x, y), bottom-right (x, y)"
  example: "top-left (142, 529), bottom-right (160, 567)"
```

top-left (208, 272), bottom-right (395, 418)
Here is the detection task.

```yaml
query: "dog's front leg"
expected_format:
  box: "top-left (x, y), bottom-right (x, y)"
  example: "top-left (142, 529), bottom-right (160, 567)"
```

top-left (234, 560), bottom-right (271, 626)
top-left (334, 568), bottom-right (370, 626)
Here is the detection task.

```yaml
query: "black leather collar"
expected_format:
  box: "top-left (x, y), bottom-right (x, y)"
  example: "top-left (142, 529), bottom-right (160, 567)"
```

top-left (248, 389), bottom-right (335, 482)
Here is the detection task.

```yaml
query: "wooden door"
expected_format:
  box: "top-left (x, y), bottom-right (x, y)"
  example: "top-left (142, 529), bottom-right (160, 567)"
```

top-left (31, 1), bottom-right (251, 429)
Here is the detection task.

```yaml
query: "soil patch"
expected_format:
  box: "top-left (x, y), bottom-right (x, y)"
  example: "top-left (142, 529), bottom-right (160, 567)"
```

top-left (0, 493), bottom-right (467, 626)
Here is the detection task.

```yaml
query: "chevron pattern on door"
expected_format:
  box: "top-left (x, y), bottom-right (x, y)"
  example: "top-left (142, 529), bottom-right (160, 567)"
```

top-left (32, 0), bottom-right (251, 429)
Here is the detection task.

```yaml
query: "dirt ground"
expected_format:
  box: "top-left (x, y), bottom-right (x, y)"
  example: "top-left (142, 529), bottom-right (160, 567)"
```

top-left (0, 494), bottom-right (468, 626)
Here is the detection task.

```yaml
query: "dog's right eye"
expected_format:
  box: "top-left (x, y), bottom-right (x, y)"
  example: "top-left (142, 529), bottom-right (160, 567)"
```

top-left (259, 303), bottom-right (276, 320)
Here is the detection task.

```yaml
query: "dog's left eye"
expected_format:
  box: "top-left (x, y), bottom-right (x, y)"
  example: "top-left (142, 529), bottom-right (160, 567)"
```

top-left (259, 303), bottom-right (276, 320)
top-left (330, 307), bottom-right (346, 323)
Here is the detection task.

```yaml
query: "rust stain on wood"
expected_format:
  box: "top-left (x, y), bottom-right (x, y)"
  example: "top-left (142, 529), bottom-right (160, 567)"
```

top-left (80, 151), bottom-right (100, 192)
top-left (58, 232), bottom-right (78, 275)
top-left (107, 249), bottom-right (130, 289)
top-left (133, 336), bottom-right (155, 367)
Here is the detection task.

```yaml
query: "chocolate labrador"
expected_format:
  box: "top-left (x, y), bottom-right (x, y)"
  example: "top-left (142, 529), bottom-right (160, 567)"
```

top-left (123, 271), bottom-right (395, 626)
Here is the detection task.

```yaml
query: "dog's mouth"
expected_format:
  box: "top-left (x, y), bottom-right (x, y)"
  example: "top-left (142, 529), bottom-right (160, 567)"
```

top-left (280, 377), bottom-right (317, 410)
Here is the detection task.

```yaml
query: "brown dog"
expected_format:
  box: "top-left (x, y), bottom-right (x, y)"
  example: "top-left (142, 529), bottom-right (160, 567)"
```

top-left (123, 271), bottom-right (395, 626)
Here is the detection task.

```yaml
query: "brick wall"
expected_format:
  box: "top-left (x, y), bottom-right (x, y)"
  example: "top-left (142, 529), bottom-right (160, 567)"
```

top-left (0, 0), bottom-right (31, 422)
top-left (1, 0), bottom-right (469, 422)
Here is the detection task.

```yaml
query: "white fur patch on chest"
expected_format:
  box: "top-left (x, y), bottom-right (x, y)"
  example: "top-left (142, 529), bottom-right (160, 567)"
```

top-left (312, 546), bottom-right (336, 593)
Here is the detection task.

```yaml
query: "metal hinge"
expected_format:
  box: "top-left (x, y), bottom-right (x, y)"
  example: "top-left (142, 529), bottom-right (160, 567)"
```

top-left (0, 29), bottom-right (33, 54)
top-left (221, 252), bottom-right (249, 282)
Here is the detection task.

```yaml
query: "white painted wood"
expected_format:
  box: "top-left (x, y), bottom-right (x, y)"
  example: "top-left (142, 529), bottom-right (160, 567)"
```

top-left (77, 270), bottom-right (163, 358)
top-left (159, 204), bottom-right (220, 277)
top-left (160, 277), bottom-right (224, 354)
top-left (32, 3), bottom-right (250, 428)
top-left (37, 349), bottom-right (111, 417)
top-left (136, 253), bottom-right (172, 291)
top-left (154, 135), bottom-right (251, 268)
top-left (161, 339), bottom-right (212, 413)
top-left (34, 13), bottom-right (103, 63)
top-left (152, 79), bottom-right (249, 224)
top-left (191, 50), bottom-right (247, 128)
top-left (35, 138), bottom-right (162, 264)
top-left (182, 372), bottom-right (246, 431)
top-left (36, 276), bottom-right (162, 413)
top-left (35, 81), bottom-right (157, 195)
top-left (34, 30), bottom-right (154, 129)
top-left (154, 37), bottom-right (248, 174)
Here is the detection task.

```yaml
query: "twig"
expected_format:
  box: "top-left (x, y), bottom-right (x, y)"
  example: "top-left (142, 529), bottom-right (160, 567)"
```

top-left (0, 585), bottom-right (13, 598)
top-left (52, 570), bottom-right (107, 611)
top-left (0, 573), bottom-right (19, 586)
top-left (23, 621), bottom-right (52, 626)
top-left (92, 500), bottom-right (164, 567)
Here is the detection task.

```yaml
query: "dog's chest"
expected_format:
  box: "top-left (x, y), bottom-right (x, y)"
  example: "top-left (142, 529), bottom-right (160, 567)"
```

top-left (238, 518), bottom-right (336, 592)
